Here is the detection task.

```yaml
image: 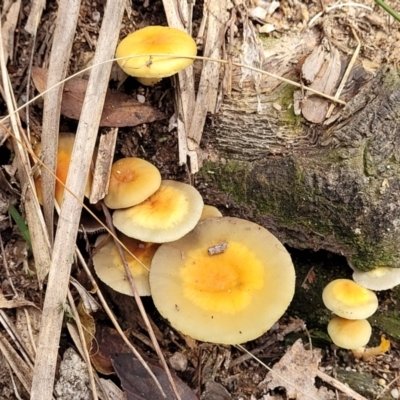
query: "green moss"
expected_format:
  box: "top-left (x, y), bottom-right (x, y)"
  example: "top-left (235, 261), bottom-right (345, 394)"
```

top-left (275, 84), bottom-right (302, 127)
top-left (201, 160), bottom-right (251, 205)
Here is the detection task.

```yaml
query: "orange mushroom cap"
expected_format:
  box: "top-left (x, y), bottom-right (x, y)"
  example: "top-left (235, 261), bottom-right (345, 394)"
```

top-left (104, 157), bottom-right (161, 209)
top-left (113, 180), bottom-right (203, 243)
top-left (115, 26), bottom-right (197, 86)
top-left (322, 279), bottom-right (378, 320)
top-left (34, 133), bottom-right (93, 205)
top-left (149, 217), bottom-right (295, 344)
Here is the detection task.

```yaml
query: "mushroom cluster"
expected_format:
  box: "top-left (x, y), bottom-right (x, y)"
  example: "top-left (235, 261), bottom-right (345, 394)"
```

top-left (92, 156), bottom-right (296, 344)
top-left (322, 278), bottom-right (390, 360)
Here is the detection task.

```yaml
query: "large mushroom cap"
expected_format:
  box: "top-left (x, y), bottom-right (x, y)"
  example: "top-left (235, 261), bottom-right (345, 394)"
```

top-left (93, 233), bottom-right (159, 296)
top-left (113, 180), bottom-right (203, 243)
top-left (149, 217), bottom-right (295, 344)
top-left (322, 279), bottom-right (378, 320)
top-left (104, 157), bottom-right (161, 209)
top-left (115, 26), bottom-right (197, 85)
top-left (327, 316), bottom-right (371, 349)
top-left (34, 133), bottom-right (93, 205)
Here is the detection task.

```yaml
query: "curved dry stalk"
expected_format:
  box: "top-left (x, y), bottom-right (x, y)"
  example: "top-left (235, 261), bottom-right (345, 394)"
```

top-left (74, 248), bottom-right (167, 398)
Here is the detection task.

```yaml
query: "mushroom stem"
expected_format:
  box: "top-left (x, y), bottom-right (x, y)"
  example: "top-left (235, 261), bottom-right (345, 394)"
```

top-left (350, 347), bottom-right (365, 359)
top-left (362, 336), bottom-right (390, 362)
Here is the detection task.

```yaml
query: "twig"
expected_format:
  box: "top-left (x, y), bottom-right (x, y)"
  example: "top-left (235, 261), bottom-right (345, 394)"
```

top-left (67, 289), bottom-right (98, 400)
top-left (315, 368), bottom-right (369, 400)
top-left (30, 1), bottom-right (125, 398)
top-left (326, 26), bottom-right (361, 118)
top-left (40, 0), bottom-right (81, 242)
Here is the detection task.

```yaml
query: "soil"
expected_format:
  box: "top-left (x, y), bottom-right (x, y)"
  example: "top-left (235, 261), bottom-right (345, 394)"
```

top-left (1, 0), bottom-right (400, 399)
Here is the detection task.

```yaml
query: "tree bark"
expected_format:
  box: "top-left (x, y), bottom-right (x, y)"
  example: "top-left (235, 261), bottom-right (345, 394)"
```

top-left (198, 28), bottom-right (400, 272)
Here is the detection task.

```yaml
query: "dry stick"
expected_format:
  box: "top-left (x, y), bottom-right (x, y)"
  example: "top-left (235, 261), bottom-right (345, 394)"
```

top-left (315, 369), bottom-right (368, 400)
top-left (66, 289), bottom-right (98, 400)
top-left (40, 0), bottom-right (81, 243)
top-left (101, 203), bottom-right (180, 400)
top-left (326, 26), bottom-right (361, 118)
top-left (0, 17), bottom-right (52, 293)
top-left (30, 1), bottom-right (126, 399)
top-left (74, 248), bottom-right (167, 398)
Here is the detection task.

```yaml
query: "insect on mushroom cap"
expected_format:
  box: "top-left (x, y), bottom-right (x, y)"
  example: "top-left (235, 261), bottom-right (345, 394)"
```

top-left (149, 217), bottom-right (296, 345)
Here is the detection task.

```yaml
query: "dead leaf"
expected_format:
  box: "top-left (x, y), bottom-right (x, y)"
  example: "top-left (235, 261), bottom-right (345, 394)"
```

top-left (260, 340), bottom-right (335, 400)
top-left (112, 353), bottom-right (198, 400)
top-left (0, 291), bottom-right (38, 309)
top-left (31, 67), bottom-right (165, 127)
top-left (90, 324), bottom-right (131, 375)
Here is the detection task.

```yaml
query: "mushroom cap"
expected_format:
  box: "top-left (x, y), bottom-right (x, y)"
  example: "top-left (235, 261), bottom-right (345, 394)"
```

top-left (352, 265), bottom-right (400, 291)
top-left (322, 279), bottom-right (378, 320)
top-left (113, 180), bottom-right (203, 243)
top-left (327, 316), bottom-right (371, 349)
top-left (93, 233), bottom-right (160, 296)
top-left (149, 217), bottom-right (295, 344)
top-left (104, 157), bottom-right (161, 209)
top-left (200, 205), bottom-right (223, 220)
top-left (34, 133), bottom-right (92, 205)
top-left (115, 26), bottom-right (197, 83)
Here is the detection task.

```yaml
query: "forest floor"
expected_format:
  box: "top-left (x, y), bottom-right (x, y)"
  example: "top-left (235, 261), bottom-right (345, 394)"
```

top-left (1, 0), bottom-right (400, 399)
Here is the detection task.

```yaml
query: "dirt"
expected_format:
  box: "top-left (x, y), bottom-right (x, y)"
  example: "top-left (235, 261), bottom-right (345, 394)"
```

top-left (2, 0), bottom-right (400, 399)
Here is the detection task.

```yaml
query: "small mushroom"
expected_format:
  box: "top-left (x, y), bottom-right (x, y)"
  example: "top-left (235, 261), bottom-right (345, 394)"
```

top-left (115, 26), bottom-right (197, 86)
top-left (149, 217), bottom-right (295, 344)
top-left (92, 233), bottom-right (160, 296)
top-left (200, 205), bottom-right (223, 220)
top-left (104, 157), bottom-right (161, 209)
top-left (322, 279), bottom-right (378, 320)
top-left (327, 316), bottom-right (371, 350)
top-left (352, 265), bottom-right (400, 291)
top-left (113, 180), bottom-right (203, 243)
top-left (34, 133), bottom-right (93, 205)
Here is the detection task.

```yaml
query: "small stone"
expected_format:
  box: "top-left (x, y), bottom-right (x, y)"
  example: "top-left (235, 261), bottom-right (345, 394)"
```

top-left (391, 388), bottom-right (399, 399)
top-left (169, 352), bottom-right (188, 372)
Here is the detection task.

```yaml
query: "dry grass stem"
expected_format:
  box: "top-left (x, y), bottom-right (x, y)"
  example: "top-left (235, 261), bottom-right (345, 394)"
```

top-left (40, 0), bottom-right (81, 241)
top-left (30, 1), bottom-right (125, 398)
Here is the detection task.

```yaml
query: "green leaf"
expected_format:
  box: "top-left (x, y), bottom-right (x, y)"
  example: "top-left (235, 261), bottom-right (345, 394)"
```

top-left (8, 204), bottom-right (32, 250)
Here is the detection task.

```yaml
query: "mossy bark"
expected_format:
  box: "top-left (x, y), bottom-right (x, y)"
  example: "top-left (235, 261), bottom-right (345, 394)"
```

top-left (199, 66), bottom-right (400, 271)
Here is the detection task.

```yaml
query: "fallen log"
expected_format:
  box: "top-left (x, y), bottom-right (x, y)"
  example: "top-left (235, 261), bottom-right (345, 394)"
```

top-left (198, 28), bottom-right (400, 272)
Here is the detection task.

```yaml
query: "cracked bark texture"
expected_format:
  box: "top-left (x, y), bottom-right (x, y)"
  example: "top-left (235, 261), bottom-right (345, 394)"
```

top-left (199, 40), bottom-right (400, 271)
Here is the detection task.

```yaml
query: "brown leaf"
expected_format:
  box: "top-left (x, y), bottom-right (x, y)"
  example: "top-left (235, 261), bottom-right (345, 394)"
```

top-left (89, 324), bottom-right (130, 375)
top-left (112, 353), bottom-right (198, 400)
top-left (260, 340), bottom-right (335, 400)
top-left (31, 67), bottom-right (165, 127)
